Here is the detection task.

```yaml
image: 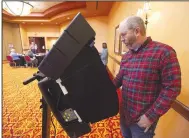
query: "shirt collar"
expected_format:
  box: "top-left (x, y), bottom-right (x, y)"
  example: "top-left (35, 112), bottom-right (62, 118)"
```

top-left (131, 37), bottom-right (152, 53)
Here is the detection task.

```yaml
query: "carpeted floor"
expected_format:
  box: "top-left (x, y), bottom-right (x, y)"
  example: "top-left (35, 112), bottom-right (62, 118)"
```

top-left (2, 64), bottom-right (122, 138)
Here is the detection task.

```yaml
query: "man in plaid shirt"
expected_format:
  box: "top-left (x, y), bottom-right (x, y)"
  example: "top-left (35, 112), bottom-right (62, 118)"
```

top-left (113, 16), bottom-right (181, 138)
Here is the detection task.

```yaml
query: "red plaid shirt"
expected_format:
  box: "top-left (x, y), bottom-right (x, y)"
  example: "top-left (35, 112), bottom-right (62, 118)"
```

top-left (113, 37), bottom-right (181, 125)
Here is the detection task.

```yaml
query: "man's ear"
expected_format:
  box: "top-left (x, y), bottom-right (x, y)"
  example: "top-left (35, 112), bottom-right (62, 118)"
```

top-left (134, 27), bottom-right (140, 36)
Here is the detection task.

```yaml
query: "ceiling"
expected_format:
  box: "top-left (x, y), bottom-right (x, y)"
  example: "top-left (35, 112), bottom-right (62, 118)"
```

top-left (3, 1), bottom-right (114, 25)
top-left (28, 2), bottom-right (62, 12)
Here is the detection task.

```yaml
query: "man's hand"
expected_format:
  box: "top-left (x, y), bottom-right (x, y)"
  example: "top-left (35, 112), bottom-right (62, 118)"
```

top-left (137, 114), bottom-right (152, 132)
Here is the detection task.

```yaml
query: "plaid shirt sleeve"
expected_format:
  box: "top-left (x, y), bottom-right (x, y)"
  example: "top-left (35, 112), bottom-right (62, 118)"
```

top-left (145, 48), bottom-right (181, 123)
top-left (113, 57), bottom-right (125, 89)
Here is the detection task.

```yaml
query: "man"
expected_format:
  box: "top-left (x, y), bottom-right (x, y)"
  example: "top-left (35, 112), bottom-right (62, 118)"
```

top-left (10, 48), bottom-right (21, 66)
top-left (27, 50), bottom-right (34, 58)
top-left (100, 42), bottom-right (108, 67)
top-left (26, 50), bottom-right (38, 67)
top-left (30, 42), bottom-right (37, 54)
top-left (113, 16), bottom-right (181, 138)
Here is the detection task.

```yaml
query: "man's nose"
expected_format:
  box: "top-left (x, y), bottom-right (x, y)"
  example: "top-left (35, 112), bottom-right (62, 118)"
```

top-left (121, 37), bottom-right (125, 42)
top-left (120, 36), bottom-right (123, 40)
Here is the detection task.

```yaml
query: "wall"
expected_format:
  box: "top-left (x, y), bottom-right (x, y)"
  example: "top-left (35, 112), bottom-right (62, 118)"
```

top-left (155, 108), bottom-right (189, 138)
top-left (20, 24), bottom-right (60, 49)
top-left (60, 16), bottom-right (108, 52)
top-left (3, 22), bottom-right (22, 60)
top-left (46, 37), bottom-right (59, 49)
top-left (107, 2), bottom-right (189, 138)
top-left (12, 24), bottom-right (23, 53)
top-left (20, 24), bottom-right (29, 50)
top-left (3, 22), bottom-right (12, 60)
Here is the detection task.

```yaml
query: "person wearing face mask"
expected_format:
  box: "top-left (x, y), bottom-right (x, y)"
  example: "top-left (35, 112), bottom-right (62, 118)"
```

top-left (113, 16), bottom-right (181, 138)
top-left (100, 42), bottom-right (108, 67)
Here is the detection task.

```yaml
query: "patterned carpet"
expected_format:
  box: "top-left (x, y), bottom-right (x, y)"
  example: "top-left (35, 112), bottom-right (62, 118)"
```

top-left (2, 64), bottom-right (122, 138)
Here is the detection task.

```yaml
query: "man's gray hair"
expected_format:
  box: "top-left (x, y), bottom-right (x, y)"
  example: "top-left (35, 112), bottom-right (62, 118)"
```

top-left (10, 48), bottom-right (15, 52)
top-left (119, 16), bottom-right (146, 35)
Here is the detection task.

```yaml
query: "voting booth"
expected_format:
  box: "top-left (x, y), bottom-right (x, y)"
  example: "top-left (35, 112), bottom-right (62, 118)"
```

top-left (25, 13), bottom-right (119, 138)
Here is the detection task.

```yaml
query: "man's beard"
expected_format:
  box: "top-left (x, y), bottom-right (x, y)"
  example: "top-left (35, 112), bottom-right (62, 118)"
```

top-left (123, 36), bottom-right (137, 50)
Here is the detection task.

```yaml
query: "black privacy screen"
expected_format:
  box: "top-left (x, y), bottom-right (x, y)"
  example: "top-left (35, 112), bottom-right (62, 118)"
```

top-left (37, 13), bottom-right (119, 138)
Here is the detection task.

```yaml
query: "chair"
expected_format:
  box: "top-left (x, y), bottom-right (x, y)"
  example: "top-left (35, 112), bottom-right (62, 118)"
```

top-left (24, 56), bottom-right (34, 67)
top-left (6, 56), bottom-right (16, 67)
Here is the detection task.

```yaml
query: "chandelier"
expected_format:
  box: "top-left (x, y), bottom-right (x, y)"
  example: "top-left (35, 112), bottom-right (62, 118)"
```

top-left (137, 1), bottom-right (151, 30)
top-left (3, 1), bottom-right (33, 16)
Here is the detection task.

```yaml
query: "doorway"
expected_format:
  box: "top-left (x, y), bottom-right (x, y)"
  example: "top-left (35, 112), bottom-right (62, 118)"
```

top-left (29, 37), bottom-right (46, 53)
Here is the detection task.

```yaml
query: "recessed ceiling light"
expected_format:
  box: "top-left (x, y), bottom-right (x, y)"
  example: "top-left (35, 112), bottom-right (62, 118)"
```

top-left (41, 23), bottom-right (43, 25)
top-left (56, 22), bottom-right (58, 24)
top-left (67, 17), bottom-right (70, 19)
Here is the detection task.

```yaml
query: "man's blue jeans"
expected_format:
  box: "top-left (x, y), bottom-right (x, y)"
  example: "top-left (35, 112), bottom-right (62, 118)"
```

top-left (120, 119), bottom-right (157, 138)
